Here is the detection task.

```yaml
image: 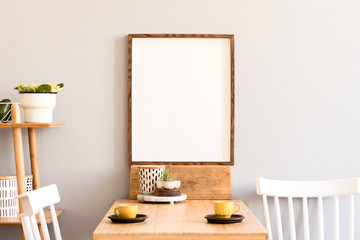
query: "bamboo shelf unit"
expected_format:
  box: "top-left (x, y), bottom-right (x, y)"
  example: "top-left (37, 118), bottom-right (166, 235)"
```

top-left (0, 104), bottom-right (64, 228)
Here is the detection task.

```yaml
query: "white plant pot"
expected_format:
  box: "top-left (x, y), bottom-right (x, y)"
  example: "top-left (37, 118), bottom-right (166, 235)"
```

top-left (20, 93), bottom-right (57, 123)
top-left (156, 180), bottom-right (181, 189)
top-left (138, 166), bottom-right (165, 195)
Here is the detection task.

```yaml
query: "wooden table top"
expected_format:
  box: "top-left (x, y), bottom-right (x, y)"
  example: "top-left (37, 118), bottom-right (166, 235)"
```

top-left (93, 199), bottom-right (268, 240)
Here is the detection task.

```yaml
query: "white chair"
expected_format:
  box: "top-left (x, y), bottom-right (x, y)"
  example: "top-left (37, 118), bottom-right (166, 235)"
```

top-left (16, 184), bottom-right (62, 240)
top-left (256, 177), bottom-right (360, 240)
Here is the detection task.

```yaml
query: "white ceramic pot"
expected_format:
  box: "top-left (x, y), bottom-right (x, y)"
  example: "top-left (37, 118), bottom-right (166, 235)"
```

top-left (156, 180), bottom-right (181, 189)
top-left (138, 166), bottom-right (165, 195)
top-left (20, 93), bottom-right (57, 123)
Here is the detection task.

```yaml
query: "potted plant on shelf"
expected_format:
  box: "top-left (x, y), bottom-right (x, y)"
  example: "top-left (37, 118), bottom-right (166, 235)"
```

top-left (14, 83), bottom-right (64, 123)
top-left (0, 99), bottom-right (12, 123)
top-left (156, 167), bottom-right (181, 189)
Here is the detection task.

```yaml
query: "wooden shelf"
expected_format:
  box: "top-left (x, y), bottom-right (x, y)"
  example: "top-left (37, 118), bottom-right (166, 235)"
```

top-left (0, 123), bottom-right (64, 128)
top-left (0, 104), bottom-right (65, 239)
top-left (0, 209), bottom-right (64, 226)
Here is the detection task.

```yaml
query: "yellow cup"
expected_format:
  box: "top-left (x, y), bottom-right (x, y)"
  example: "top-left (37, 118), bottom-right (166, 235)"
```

top-left (114, 204), bottom-right (138, 218)
top-left (214, 200), bottom-right (241, 218)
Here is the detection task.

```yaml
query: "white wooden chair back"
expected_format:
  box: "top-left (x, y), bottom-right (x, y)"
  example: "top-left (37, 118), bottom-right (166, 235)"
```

top-left (16, 184), bottom-right (62, 240)
top-left (256, 177), bottom-right (360, 240)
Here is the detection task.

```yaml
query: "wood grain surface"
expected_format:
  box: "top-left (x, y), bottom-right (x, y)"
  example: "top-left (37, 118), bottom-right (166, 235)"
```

top-left (93, 199), bottom-right (268, 240)
top-left (154, 188), bottom-right (181, 196)
top-left (130, 165), bottom-right (231, 200)
top-left (11, 104), bottom-right (26, 200)
top-left (0, 123), bottom-right (64, 128)
top-left (0, 209), bottom-right (64, 226)
top-left (0, 175), bottom-right (32, 180)
top-left (28, 128), bottom-right (40, 189)
top-left (127, 34), bottom-right (133, 165)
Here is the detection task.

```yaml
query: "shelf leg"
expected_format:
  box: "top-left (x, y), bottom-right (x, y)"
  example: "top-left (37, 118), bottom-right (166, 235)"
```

top-left (21, 226), bottom-right (25, 240)
top-left (11, 104), bottom-right (26, 200)
top-left (28, 128), bottom-right (40, 190)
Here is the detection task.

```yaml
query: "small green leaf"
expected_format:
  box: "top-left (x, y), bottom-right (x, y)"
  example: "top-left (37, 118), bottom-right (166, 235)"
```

top-left (14, 84), bottom-right (27, 92)
top-left (27, 84), bottom-right (40, 93)
top-left (161, 168), bottom-right (175, 181)
top-left (37, 84), bottom-right (52, 93)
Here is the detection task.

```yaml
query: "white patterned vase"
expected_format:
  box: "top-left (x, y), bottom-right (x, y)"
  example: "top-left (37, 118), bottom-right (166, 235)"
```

top-left (138, 166), bottom-right (165, 195)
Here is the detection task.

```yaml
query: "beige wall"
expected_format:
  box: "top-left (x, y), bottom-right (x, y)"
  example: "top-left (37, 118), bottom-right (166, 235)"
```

top-left (0, 0), bottom-right (360, 239)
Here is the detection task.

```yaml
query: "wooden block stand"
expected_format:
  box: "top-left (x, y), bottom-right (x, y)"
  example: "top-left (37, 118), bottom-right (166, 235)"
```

top-left (0, 104), bottom-right (64, 238)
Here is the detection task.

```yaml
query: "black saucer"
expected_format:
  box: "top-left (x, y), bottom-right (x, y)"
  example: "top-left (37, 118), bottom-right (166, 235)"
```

top-left (108, 214), bottom-right (148, 223)
top-left (204, 214), bottom-right (245, 224)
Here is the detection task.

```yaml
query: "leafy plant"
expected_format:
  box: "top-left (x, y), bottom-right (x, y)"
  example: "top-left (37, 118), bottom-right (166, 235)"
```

top-left (0, 99), bottom-right (12, 122)
top-left (161, 167), bottom-right (176, 182)
top-left (14, 83), bottom-right (64, 93)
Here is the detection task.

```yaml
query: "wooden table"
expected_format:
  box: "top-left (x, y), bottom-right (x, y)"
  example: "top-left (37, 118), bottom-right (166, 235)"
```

top-left (93, 199), bottom-right (268, 240)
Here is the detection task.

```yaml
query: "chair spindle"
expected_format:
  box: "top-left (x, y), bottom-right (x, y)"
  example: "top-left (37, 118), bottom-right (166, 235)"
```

top-left (30, 215), bottom-right (41, 240)
top-left (334, 196), bottom-right (339, 240)
top-left (349, 194), bottom-right (354, 240)
top-left (262, 195), bottom-right (273, 240)
top-left (50, 204), bottom-right (62, 240)
top-left (302, 197), bottom-right (310, 240)
top-left (318, 196), bottom-right (324, 240)
top-left (274, 196), bottom-right (283, 240)
top-left (287, 197), bottom-right (296, 240)
top-left (39, 208), bottom-right (50, 240)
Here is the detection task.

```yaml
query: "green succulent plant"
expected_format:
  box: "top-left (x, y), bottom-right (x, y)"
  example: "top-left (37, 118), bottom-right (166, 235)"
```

top-left (14, 83), bottom-right (64, 93)
top-left (161, 167), bottom-right (176, 182)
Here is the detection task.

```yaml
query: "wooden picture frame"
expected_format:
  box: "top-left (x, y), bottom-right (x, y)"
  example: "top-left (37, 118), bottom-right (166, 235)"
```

top-left (128, 34), bottom-right (234, 165)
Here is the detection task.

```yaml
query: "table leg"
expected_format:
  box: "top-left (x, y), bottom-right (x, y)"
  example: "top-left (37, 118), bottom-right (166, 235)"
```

top-left (28, 128), bottom-right (40, 190)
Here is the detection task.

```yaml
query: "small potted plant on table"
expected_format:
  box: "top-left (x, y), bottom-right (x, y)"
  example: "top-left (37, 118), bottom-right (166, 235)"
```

top-left (154, 167), bottom-right (181, 196)
top-left (14, 83), bottom-right (64, 123)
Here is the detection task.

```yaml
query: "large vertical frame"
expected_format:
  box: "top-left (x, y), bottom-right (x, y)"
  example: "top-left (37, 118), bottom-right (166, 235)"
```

top-left (128, 34), bottom-right (234, 165)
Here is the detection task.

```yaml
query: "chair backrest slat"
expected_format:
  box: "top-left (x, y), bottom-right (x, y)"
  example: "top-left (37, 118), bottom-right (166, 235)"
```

top-left (274, 196), bottom-right (283, 240)
top-left (349, 194), bottom-right (354, 240)
top-left (39, 208), bottom-right (50, 240)
top-left (16, 184), bottom-right (62, 240)
top-left (287, 197), bottom-right (296, 240)
top-left (21, 216), bottom-right (34, 240)
top-left (302, 197), bottom-right (310, 240)
top-left (50, 204), bottom-right (62, 240)
top-left (256, 177), bottom-right (360, 240)
top-left (318, 196), bottom-right (324, 240)
top-left (334, 196), bottom-right (340, 240)
top-left (30, 215), bottom-right (41, 240)
top-left (262, 195), bottom-right (273, 240)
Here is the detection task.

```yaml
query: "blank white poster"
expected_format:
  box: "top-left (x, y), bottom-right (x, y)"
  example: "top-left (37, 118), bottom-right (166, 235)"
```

top-left (131, 37), bottom-right (231, 162)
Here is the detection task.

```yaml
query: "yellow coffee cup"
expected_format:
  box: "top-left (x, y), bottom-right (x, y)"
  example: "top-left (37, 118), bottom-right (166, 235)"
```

top-left (114, 204), bottom-right (138, 218)
top-left (214, 200), bottom-right (241, 218)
